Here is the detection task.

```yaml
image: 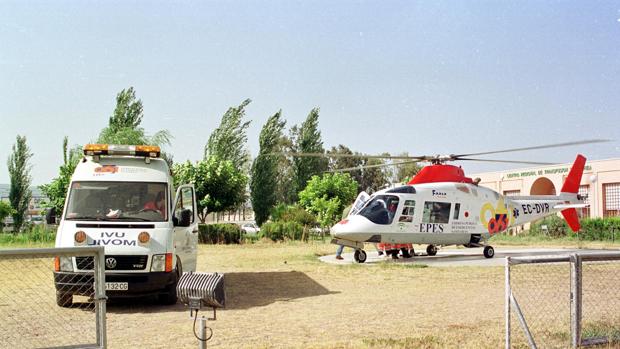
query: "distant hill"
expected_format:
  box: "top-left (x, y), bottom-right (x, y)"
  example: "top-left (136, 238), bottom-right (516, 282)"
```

top-left (0, 184), bottom-right (45, 199)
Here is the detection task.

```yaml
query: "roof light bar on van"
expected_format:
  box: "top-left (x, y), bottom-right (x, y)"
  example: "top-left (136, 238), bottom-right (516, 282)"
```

top-left (83, 144), bottom-right (161, 158)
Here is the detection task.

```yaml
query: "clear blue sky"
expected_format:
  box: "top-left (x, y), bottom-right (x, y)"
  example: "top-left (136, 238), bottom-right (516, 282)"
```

top-left (1, 1), bottom-right (619, 185)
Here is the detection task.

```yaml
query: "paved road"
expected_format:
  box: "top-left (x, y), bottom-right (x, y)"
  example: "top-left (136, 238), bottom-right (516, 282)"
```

top-left (319, 247), bottom-right (620, 267)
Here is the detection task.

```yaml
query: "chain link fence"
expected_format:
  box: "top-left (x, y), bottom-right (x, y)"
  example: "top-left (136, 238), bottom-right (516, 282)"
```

top-left (0, 247), bottom-right (107, 348)
top-left (581, 259), bottom-right (620, 345)
top-left (506, 252), bottom-right (620, 349)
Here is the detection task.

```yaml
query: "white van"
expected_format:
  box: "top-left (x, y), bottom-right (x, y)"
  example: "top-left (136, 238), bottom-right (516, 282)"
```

top-left (53, 144), bottom-right (198, 306)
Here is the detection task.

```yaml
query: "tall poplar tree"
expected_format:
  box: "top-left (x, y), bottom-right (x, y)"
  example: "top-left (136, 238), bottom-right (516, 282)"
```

top-left (108, 87), bottom-right (143, 131)
top-left (292, 108), bottom-right (328, 199)
top-left (97, 87), bottom-right (172, 163)
top-left (250, 111), bottom-right (286, 225)
top-left (40, 137), bottom-right (82, 216)
top-left (204, 99), bottom-right (252, 171)
top-left (7, 135), bottom-right (33, 232)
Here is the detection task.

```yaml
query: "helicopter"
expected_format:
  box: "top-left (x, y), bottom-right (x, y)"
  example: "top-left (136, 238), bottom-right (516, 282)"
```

top-left (287, 140), bottom-right (608, 263)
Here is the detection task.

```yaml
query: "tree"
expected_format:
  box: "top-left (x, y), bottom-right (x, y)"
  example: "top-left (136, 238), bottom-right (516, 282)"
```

top-left (250, 111), bottom-right (286, 226)
top-left (204, 99), bottom-right (252, 171)
top-left (292, 108), bottom-right (328, 200)
top-left (394, 152), bottom-right (422, 183)
top-left (327, 145), bottom-right (364, 184)
top-left (173, 157), bottom-right (247, 223)
top-left (97, 87), bottom-right (172, 160)
top-left (298, 173), bottom-right (357, 228)
top-left (326, 145), bottom-right (391, 193)
top-left (0, 201), bottom-right (15, 233)
top-left (7, 135), bottom-right (33, 232)
top-left (358, 156), bottom-right (391, 193)
top-left (108, 87), bottom-right (143, 132)
top-left (275, 134), bottom-right (297, 204)
top-left (40, 137), bottom-right (82, 217)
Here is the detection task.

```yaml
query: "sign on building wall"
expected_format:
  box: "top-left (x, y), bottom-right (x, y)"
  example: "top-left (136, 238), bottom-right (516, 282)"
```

top-left (505, 165), bottom-right (592, 179)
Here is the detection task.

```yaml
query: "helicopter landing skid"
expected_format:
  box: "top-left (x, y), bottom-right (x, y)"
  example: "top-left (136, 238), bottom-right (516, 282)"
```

top-left (330, 238), bottom-right (364, 250)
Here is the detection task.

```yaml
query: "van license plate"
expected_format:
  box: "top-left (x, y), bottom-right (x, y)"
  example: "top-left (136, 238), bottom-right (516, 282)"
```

top-left (105, 282), bottom-right (128, 291)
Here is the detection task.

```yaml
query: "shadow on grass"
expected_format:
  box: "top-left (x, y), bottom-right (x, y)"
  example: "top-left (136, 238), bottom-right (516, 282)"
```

top-left (94, 271), bottom-right (336, 313)
top-left (224, 271), bottom-right (339, 310)
top-left (105, 295), bottom-right (186, 314)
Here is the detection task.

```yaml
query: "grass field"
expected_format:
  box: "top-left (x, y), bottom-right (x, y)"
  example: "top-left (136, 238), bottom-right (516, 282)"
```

top-left (1, 239), bottom-right (620, 348)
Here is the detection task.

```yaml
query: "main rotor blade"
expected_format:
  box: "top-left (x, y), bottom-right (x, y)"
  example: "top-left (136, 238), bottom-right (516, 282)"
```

top-left (327, 159), bottom-right (423, 173)
top-left (279, 152), bottom-right (427, 160)
top-left (453, 139), bottom-right (611, 158)
top-left (457, 158), bottom-right (555, 165)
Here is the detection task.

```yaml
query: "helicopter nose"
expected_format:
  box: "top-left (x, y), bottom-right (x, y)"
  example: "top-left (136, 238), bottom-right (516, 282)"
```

top-left (329, 219), bottom-right (349, 238)
top-left (330, 215), bottom-right (375, 242)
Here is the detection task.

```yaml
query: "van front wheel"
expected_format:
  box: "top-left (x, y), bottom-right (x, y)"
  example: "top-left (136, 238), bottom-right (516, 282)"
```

top-left (56, 292), bottom-right (72, 308)
top-left (159, 282), bottom-right (178, 305)
top-left (159, 261), bottom-right (181, 305)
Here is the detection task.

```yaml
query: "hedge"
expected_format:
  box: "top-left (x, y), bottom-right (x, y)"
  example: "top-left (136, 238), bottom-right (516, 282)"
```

top-left (198, 223), bottom-right (243, 244)
top-left (579, 217), bottom-right (620, 241)
top-left (259, 221), bottom-right (304, 241)
top-left (528, 216), bottom-right (620, 241)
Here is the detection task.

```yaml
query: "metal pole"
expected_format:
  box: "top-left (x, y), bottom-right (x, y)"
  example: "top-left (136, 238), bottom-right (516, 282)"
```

top-left (506, 257), bottom-right (511, 349)
top-left (94, 246), bottom-right (107, 348)
top-left (511, 294), bottom-right (538, 349)
top-left (571, 254), bottom-right (582, 348)
top-left (199, 317), bottom-right (207, 349)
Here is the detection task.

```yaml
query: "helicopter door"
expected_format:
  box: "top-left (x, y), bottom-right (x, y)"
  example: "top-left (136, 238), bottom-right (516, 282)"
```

top-left (348, 191), bottom-right (370, 217)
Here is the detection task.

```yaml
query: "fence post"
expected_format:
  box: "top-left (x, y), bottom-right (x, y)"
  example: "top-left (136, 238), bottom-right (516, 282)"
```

top-left (94, 247), bottom-right (108, 348)
top-left (506, 257), bottom-right (511, 349)
top-left (570, 253), bottom-right (582, 348)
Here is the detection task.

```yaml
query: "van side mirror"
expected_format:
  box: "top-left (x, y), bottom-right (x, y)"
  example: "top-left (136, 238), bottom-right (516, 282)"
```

top-left (175, 209), bottom-right (192, 227)
top-left (45, 208), bottom-right (56, 225)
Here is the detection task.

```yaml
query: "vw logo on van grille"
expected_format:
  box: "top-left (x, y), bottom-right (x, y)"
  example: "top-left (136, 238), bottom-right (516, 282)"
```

top-left (105, 257), bottom-right (117, 269)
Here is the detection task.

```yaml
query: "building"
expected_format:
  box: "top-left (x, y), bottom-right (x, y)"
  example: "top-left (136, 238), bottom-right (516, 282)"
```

top-left (470, 158), bottom-right (620, 218)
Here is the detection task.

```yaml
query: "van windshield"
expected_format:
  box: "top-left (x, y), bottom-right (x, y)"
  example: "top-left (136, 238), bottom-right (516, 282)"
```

top-left (65, 181), bottom-right (168, 222)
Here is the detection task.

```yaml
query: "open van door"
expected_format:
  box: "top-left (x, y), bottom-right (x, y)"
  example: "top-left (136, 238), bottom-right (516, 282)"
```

top-left (173, 185), bottom-right (199, 273)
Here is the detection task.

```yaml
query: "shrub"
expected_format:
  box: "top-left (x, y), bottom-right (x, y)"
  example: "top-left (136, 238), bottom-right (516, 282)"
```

top-left (529, 215), bottom-right (569, 238)
top-left (578, 217), bottom-right (620, 241)
top-left (0, 224), bottom-right (56, 245)
top-left (528, 215), bottom-right (620, 241)
top-left (260, 221), bottom-right (304, 241)
top-left (269, 204), bottom-right (316, 227)
top-left (198, 223), bottom-right (243, 244)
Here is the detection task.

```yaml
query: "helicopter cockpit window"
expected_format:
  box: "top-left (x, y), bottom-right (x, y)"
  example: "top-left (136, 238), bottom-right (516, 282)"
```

top-left (349, 191), bottom-right (370, 217)
top-left (422, 201), bottom-right (451, 224)
top-left (359, 195), bottom-right (400, 225)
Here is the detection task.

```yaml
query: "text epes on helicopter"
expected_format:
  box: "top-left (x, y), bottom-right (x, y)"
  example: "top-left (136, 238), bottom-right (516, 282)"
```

top-left (289, 140), bottom-right (608, 263)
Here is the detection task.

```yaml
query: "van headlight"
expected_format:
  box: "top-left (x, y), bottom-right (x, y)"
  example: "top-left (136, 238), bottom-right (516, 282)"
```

top-left (54, 256), bottom-right (73, 272)
top-left (151, 253), bottom-right (173, 272)
top-left (151, 254), bottom-right (166, 272)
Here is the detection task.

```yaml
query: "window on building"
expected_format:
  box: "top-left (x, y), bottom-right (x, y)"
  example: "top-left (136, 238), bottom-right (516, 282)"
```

top-left (578, 185), bottom-right (590, 218)
top-left (422, 201), bottom-right (451, 224)
top-left (603, 183), bottom-right (620, 217)
top-left (399, 200), bottom-right (416, 222)
top-left (503, 190), bottom-right (520, 197)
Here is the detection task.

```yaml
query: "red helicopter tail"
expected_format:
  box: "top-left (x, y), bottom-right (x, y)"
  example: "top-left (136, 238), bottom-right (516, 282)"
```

top-left (560, 154), bottom-right (586, 232)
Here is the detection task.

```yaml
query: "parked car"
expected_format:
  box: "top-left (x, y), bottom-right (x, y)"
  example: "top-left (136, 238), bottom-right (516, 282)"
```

top-left (240, 222), bottom-right (260, 235)
top-left (27, 216), bottom-right (44, 225)
top-left (309, 225), bottom-right (328, 235)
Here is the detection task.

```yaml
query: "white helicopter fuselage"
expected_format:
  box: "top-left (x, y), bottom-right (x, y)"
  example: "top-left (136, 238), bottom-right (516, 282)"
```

top-left (330, 182), bottom-right (581, 247)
